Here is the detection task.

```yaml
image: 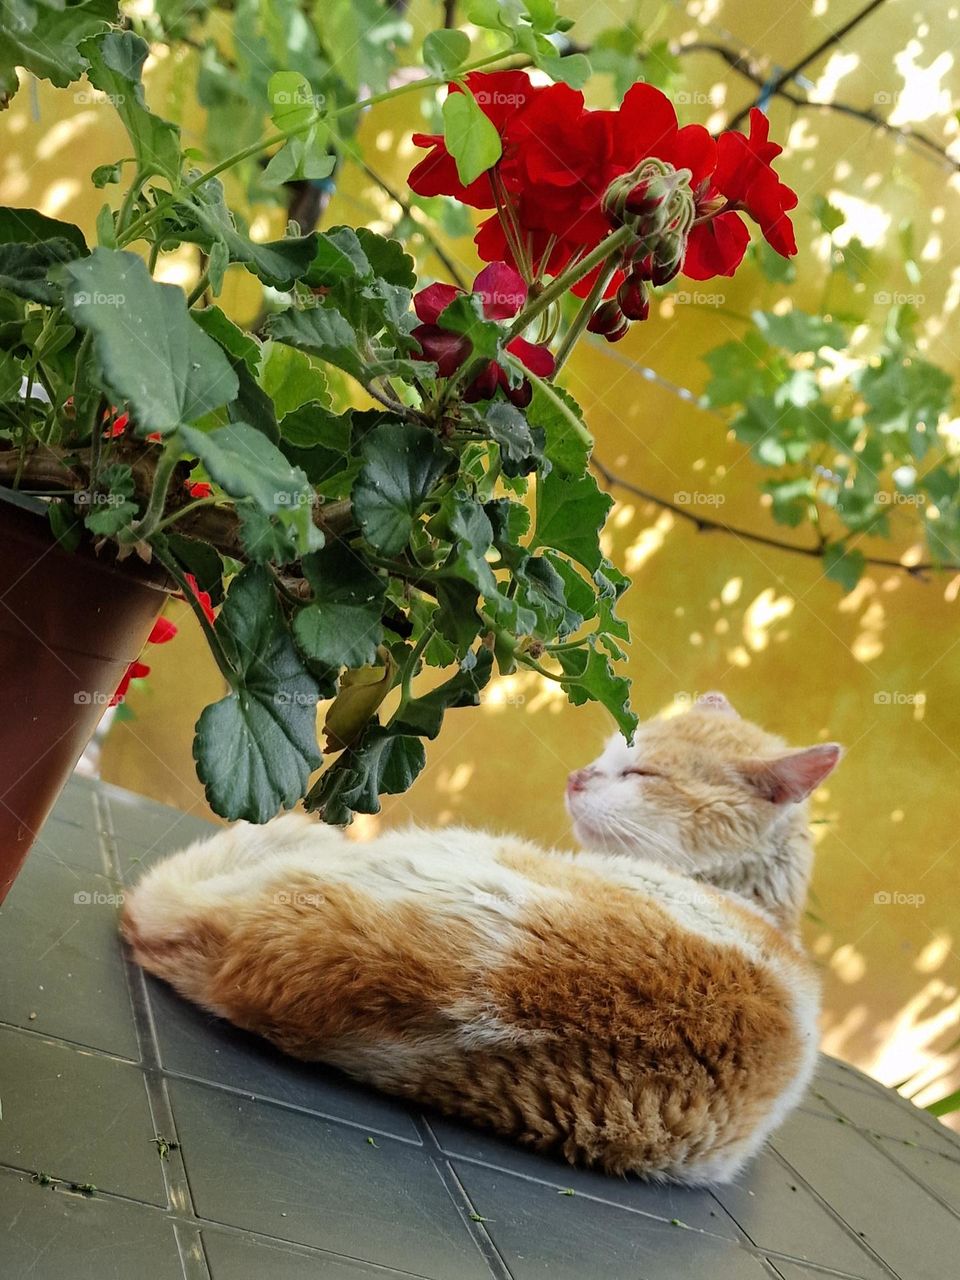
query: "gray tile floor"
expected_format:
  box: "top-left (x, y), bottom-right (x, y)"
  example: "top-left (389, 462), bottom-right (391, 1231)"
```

top-left (2, 777), bottom-right (959, 1279)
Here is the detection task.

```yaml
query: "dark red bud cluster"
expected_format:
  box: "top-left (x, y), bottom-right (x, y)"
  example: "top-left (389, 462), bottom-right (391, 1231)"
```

top-left (587, 298), bottom-right (631, 343)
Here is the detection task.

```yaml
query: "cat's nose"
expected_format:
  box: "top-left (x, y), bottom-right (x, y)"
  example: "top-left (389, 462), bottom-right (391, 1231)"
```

top-left (566, 768), bottom-right (593, 793)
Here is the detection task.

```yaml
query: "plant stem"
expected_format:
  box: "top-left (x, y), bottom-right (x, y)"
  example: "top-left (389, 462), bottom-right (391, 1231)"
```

top-left (116, 169), bottom-right (147, 236)
top-left (149, 538), bottom-right (235, 685)
top-left (151, 494), bottom-right (221, 534)
top-left (390, 624), bottom-right (435, 723)
top-left (553, 259), bottom-right (618, 373)
top-left (119, 53), bottom-right (509, 249)
top-left (124, 441), bottom-right (180, 543)
top-left (186, 269), bottom-right (210, 308)
top-left (506, 225), bottom-right (633, 340)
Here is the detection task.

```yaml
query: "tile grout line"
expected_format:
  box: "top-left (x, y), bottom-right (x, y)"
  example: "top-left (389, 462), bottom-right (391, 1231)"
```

top-left (94, 784), bottom-right (212, 1280)
top-left (415, 1116), bottom-right (516, 1280)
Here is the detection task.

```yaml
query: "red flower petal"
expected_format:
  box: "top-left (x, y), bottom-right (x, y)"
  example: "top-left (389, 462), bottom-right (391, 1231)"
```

top-left (414, 282), bottom-right (463, 325)
top-left (506, 336), bottom-right (555, 378)
top-left (411, 323), bottom-right (471, 377)
top-left (473, 262), bottom-right (527, 319)
top-left (186, 480), bottom-right (212, 499)
top-left (184, 573), bottom-right (216, 626)
top-left (682, 212), bottom-right (751, 279)
top-left (713, 109), bottom-right (797, 258)
top-left (148, 616), bottom-right (178, 645)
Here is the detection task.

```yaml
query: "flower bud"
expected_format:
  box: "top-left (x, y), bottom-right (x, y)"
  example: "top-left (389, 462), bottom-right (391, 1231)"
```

top-left (651, 234), bottom-right (684, 286)
top-left (617, 274), bottom-right (650, 322)
top-left (588, 299), bottom-right (630, 343)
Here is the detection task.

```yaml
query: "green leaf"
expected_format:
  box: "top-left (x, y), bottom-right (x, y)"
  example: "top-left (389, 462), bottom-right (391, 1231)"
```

top-left (266, 304), bottom-right (421, 384)
top-left (812, 195), bottom-right (845, 235)
top-left (263, 71), bottom-right (332, 186)
top-left (557, 646), bottom-right (637, 739)
top-left (306, 726), bottom-right (425, 824)
top-left (294, 544), bottom-right (385, 668)
top-left (177, 422), bottom-right (314, 537)
top-left (535, 470), bottom-right (612, 571)
top-left (81, 31), bottom-right (181, 182)
top-left (423, 29), bottom-right (471, 77)
top-left (278, 402), bottom-right (350, 452)
top-left (192, 306), bottom-right (261, 375)
top-left (438, 292), bottom-right (503, 362)
top-left (354, 228), bottom-right (416, 289)
top-left (483, 401), bottom-right (541, 474)
top-left (442, 88), bottom-right (502, 186)
top-left (702, 332), bottom-right (779, 408)
top-left (82, 463), bottom-right (139, 536)
top-left (62, 249), bottom-right (238, 434)
top-left (305, 226), bottom-right (372, 287)
top-left (823, 542), bottom-right (866, 593)
top-left (91, 161), bottom-right (124, 188)
top-left (194, 567), bottom-right (322, 822)
top-left (165, 532), bottom-right (224, 606)
top-left (353, 422), bottom-right (454, 554)
top-left (526, 381), bottom-right (590, 476)
top-left (538, 52), bottom-right (591, 87)
top-left (753, 309), bottom-right (847, 353)
top-left (172, 178), bottom-right (318, 288)
top-left (0, 239), bottom-right (83, 304)
top-left (0, 0), bottom-right (115, 96)
top-left (260, 340), bottom-right (330, 417)
top-left (0, 207), bottom-right (87, 252)
top-left (392, 648), bottom-right (494, 739)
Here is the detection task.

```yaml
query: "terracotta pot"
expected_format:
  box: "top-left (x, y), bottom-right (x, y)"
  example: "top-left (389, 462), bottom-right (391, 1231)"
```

top-left (0, 493), bottom-right (169, 902)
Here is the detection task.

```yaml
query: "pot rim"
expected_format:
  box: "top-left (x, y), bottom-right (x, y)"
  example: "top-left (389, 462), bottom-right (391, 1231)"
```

top-left (0, 485), bottom-right (176, 596)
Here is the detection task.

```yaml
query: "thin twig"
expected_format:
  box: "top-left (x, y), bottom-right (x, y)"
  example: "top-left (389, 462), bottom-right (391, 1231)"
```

top-left (724, 0), bottom-right (890, 130)
top-left (590, 455), bottom-right (958, 579)
top-left (678, 40), bottom-right (959, 173)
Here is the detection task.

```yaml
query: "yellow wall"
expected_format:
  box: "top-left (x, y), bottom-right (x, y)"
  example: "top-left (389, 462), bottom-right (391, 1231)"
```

top-left (4, 0), bottom-right (958, 1119)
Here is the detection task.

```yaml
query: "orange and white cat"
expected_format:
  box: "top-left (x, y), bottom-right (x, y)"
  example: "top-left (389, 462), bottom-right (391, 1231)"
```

top-left (121, 693), bottom-right (840, 1184)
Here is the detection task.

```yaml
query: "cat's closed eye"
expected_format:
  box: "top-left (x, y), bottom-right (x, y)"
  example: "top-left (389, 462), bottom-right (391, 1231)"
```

top-left (621, 766), bottom-right (663, 779)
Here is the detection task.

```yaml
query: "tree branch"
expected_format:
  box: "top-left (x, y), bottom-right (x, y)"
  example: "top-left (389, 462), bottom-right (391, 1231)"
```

top-left (724, 0), bottom-right (890, 130)
top-left (590, 456), bottom-right (958, 580)
top-left (678, 40), bottom-right (959, 173)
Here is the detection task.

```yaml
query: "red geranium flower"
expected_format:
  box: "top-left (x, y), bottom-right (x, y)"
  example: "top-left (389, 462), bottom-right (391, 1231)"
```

top-left (184, 573), bottom-right (216, 626)
top-left (408, 74), bottom-right (797, 292)
top-left (186, 480), bottom-right (212, 499)
top-left (411, 262), bottom-right (555, 406)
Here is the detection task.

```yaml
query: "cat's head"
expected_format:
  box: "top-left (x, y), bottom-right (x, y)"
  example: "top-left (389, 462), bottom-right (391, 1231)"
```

top-left (565, 693), bottom-right (841, 929)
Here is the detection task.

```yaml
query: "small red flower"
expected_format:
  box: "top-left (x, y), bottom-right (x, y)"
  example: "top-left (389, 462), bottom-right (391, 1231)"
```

top-left (110, 660), bottom-right (150, 707)
top-left (186, 480), bottom-right (213, 499)
top-left (184, 573), bottom-right (216, 626)
top-left (148, 616), bottom-right (178, 645)
top-left (411, 263), bottom-right (554, 405)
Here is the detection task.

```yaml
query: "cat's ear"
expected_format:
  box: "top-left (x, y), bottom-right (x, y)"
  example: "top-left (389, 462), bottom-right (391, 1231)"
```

top-left (696, 691), bottom-right (737, 716)
top-left (739, 743), bottom-right (843, 804)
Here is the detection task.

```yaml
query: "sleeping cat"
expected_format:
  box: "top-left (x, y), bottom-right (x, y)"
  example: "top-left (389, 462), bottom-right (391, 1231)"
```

top-left (121, 693), bottom-right (840, 1184)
